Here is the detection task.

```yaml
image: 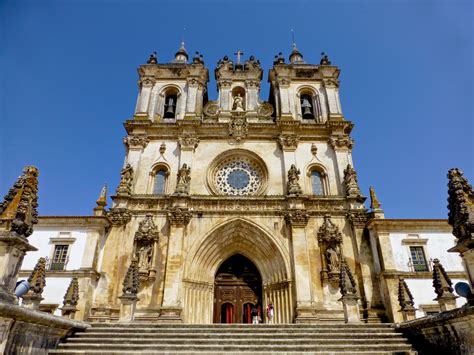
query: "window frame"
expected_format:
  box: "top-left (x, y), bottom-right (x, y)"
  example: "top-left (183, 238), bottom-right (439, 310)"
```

top-left (409, 245), bottom-right (429, 272)
top-left (148, 163), bottom-right (171, 195)
top-left (306, 164), bottom-right (330, 196)
top-left (48, 232), bottom-right (75, 271)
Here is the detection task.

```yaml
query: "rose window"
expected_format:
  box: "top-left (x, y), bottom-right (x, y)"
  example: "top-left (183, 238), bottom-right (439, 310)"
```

top-left (215, 158), bottom-right (263, 196)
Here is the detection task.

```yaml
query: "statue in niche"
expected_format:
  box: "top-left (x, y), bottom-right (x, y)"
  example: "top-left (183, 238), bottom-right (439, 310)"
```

top-left (325, 245), bottom-right (340, 273)
top-left (117, 164), bottom-right (134, 195)
top-left (175, 163), bottom-right (191, 195)
top-left (287, 164), bottom-right (302, 196)
top-left (232, 94), bottom-right (244, 112)
top-left (136, 244), bottom-right (153, 272)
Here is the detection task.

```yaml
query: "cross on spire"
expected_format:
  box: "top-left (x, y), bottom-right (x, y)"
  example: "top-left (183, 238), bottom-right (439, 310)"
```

top-left (234, 50), bottom-right (244, 65)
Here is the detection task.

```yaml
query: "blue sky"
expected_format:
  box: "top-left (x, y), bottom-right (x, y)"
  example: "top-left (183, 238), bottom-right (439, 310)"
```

top-left (1, 0), bottom-right (472, 218)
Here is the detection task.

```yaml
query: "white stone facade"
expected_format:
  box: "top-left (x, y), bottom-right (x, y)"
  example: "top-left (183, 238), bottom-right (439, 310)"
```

top-left (17, 46), bottom-right (469, 324)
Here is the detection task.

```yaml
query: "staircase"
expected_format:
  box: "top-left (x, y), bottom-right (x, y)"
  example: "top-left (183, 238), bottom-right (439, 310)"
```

top-left (49, 323), bottom-right (416, 354)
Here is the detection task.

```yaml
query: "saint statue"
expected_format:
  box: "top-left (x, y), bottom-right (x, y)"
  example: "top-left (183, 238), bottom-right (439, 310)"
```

top-left (136, 244), bottom-right (153, 272)
top-left (175, 163), bottom-right (191, 195)
top-left (232, 94), bottom-right (244, 112)
top-left (117, 164), bottom-right (134, 195)
top-left (287, 164), bottom-right (302, 196)
top-left (325, 245), bottom-right (340, 273)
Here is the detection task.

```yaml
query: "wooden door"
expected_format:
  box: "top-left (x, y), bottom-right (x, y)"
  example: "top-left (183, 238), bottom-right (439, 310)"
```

top-left (213, 254), bottom-right (262, 323)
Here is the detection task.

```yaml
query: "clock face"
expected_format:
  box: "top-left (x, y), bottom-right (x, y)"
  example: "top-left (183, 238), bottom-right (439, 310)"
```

top-left (215, 158), bottom-right (262, 196)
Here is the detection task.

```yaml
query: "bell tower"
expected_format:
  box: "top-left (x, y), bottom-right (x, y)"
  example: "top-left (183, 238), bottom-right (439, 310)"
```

top-left (134, 43), bottom-right (209, 122)
top-left (269, 45), bottom-right (342, 122)
top-left (212, 52), bottom-right (264, 122)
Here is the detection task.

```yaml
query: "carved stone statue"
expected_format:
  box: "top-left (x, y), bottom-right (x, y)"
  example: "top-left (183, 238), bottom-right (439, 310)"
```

top-left (137, 245), bottom-right (153, 272)
top-left (133, 214), bottom-right (159, 279)
top-left (343, 164), bottom-right (362, 198)
top-left (117, 164), bottom-right (134, 196)
top-left (325, 245), bottom-right (340, 273)
top-left (287, 164), bottom-right (302, 197)
top-left (175, 164), bottom-right (191, 195)
top-left (232, 94), bottom-right (244, 112)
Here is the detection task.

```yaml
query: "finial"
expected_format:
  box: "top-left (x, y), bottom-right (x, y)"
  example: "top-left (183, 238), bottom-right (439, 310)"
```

top-left (369, 186), bottom-right (381, 210)
top-left (320, 52), bottom-right (331, 65)
top-left (291, 29), bottom-right (296, 49)
top-left (0, 165), bottom-right (39, 237)
top-left (96, 184), bottom-right (107, 208)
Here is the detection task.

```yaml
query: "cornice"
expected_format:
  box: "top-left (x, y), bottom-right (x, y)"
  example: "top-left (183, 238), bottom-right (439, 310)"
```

top-left (116, 195), bottom-right (351, 216)
top-left (124, 119), bottom-right (354, 141)
top-left (379, 270), bottom-right (467, 280)
top-left (366, 218), bottom-right (451, 232)
top-left (36, 216), bottom-right (110, 229)
top-left (19, 268), bottom-right (101, 279)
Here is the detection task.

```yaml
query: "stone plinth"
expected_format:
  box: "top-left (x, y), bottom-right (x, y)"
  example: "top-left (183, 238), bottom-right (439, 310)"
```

top-left (21, 294), bottom-right (43, 310)
top-left (339, 294), bottom-right (361, 323)
top-left (0, 231), bottom-right (36, 304)
top-left (437, 294), bottom-right (458, 312)
top-left (118, 295), bottom-right (138, 322)
top-left (400, 308), bottom-right (417, 322)
top-left (157, 306), bottom-right (183, 323)
top-left (60, 305), bottom-right (78, 320)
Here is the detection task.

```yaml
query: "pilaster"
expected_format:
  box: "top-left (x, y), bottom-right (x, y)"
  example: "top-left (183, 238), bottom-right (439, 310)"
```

top-left (284, 206), bottom-right (317, 322)
top-left (158, 204), bottom-right (192, 322)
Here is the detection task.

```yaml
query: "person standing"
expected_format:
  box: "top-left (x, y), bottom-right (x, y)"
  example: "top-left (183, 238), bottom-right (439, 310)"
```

top-left (266, 302), bottom-right (274, 324)
top-left (251, 305), bottom-right (259, 324)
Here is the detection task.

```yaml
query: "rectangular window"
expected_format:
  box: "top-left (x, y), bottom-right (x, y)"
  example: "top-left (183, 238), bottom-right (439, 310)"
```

top-left (51, 245), bottom-right (69, 270)
top-left (410, 246), bottom-right (428, 272)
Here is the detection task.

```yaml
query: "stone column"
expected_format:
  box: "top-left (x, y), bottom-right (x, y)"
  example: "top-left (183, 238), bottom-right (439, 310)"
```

top-left (135, 78), bottom-right (154, 117)
top-left (158, 205), bottom-right (192, 322)
top-left (185, 79), bottom-right (199, 119)
top-left (285, 208), bottom-right (317, 323)
top-left (178, 135), bottom-right (199, 168)
top-left (277, 79), bottom-right (292, 120)
top-left (328, 135), bottom-right (354, 196)
top-left (278, 134), bottom-right (299, 188)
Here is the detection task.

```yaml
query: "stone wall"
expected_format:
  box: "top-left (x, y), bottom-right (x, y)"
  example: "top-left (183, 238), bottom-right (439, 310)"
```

top-left (0, 302), bottom-right (89, 354)
top-left (398, 305), bottom-right (474, 355)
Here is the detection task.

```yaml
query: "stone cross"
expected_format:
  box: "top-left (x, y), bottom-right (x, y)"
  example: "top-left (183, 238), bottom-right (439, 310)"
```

top-left (234, 50), bottom-right (244, 65)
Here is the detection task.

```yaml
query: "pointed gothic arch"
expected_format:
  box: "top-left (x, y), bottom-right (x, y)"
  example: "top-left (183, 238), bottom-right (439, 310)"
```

top-left (182, 218), bottom-right (293, 324)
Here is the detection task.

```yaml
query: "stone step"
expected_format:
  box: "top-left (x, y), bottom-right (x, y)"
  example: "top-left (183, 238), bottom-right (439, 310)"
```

top-left (54, 343), bottom-right (414, 352)
top-left (50, 351), bottom-right (413, 355)
top-left (89, 322), bottom-right (393, 329)
top-left (75, 332), bottom-right (405, 339)
top-left (84, 327), bottom-right (396, 334)
top-left (64, 337), bottom-right (408, 345)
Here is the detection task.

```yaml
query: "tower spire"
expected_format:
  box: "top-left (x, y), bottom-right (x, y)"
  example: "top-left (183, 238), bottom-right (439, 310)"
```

top-left (289, 29), bottom-right (304, 64)
top-left (174, 37), bottom-right (188, 63)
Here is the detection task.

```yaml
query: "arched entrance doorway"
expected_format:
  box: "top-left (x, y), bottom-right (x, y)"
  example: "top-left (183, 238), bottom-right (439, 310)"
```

top-left (213, 254), bottom-right (262, 324)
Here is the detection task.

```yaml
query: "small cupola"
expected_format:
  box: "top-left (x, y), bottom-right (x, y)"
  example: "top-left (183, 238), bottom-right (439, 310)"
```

top-left (173, 42), bottom-right (188, 63)
top-left (289, 43), bottom-right (304, 64)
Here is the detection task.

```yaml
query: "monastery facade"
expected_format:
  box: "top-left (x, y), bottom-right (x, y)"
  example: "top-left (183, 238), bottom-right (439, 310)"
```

top-left (18, 44), bottom-right (468, 324)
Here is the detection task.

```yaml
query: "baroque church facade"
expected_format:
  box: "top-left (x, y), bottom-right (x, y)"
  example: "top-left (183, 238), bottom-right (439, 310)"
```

top-left (17, 44), bottom-right (468, 325)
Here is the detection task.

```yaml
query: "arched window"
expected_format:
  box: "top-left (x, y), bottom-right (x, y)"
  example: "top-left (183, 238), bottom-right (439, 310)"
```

top-left (311, 170), bottom-right (324, 195)
top-left (163, 93), bottom-right (178, 119)
top-left (307, 164), bottom-right (329, 196)
top-left (300, 94), bottom-right (314, 119)
top-left (153, 169), bottom-right (167, 194)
